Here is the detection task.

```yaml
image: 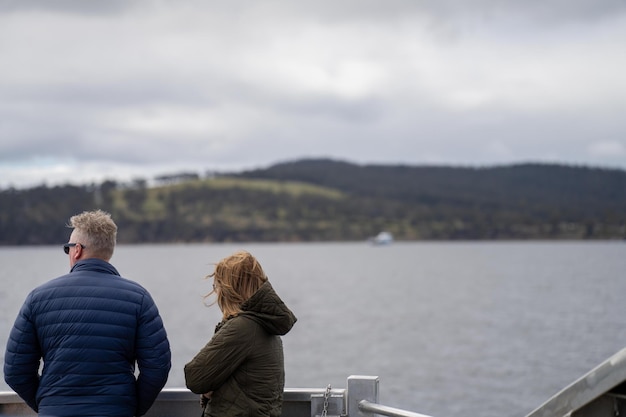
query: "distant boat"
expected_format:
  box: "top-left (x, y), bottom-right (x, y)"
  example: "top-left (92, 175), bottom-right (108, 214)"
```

top-left (370, 231), bottom-right (393, 245)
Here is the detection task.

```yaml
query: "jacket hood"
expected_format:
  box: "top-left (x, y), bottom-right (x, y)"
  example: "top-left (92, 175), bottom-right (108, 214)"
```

top-left (240, 281), bottom-right (297, 336)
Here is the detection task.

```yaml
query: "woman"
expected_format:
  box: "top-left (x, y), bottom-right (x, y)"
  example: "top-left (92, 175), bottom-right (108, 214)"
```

top-left (184, 250), bottom-right (297, 417)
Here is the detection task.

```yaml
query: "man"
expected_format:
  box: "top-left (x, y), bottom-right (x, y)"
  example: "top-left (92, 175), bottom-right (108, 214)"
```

top-left (4, 210), bottom-right (171, 417)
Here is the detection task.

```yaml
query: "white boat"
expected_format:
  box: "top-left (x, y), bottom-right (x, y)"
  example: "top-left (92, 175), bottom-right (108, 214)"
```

top-left (371, 231), bottom-right (393, 245)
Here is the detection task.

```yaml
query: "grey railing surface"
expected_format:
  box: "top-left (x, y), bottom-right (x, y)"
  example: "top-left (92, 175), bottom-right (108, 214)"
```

top-left (359, 400), bottom-right (433, 417)
top-left (524, 347), bottom-right (626, 417)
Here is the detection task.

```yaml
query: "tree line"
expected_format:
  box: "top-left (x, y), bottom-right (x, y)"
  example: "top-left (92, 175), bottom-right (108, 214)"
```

top-left (1, 158), bottom-right (625, 245)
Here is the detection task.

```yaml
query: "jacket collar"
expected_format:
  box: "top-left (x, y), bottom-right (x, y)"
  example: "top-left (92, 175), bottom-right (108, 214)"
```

top-left (70, 258), bottom-right (121, 276)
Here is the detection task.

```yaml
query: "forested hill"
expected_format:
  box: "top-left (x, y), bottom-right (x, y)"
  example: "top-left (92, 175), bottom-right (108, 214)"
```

top-left (1, 159), bottom-right (625, 245)
top-left (235, 159), bottom-right (626, 211)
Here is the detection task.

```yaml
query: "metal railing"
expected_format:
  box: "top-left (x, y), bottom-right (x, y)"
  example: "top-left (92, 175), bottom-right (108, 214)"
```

top-left (1, 375), bottom-right (430, 417)
top-left (6, 349), bottom-right (626, 417)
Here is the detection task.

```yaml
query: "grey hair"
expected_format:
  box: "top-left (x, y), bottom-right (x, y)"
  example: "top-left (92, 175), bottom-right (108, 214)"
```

top-left (68, 210), bottom-right (117, 260)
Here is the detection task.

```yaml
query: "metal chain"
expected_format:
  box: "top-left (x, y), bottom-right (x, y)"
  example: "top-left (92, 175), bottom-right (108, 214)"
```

top-left (321, 384), bottom-right (331, 417)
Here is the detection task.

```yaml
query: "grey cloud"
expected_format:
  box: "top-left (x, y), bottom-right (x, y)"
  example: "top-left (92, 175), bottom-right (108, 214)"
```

top-left (3, 0), bottom-right (623, 24)
top-left (1, 0), bottom-right (625, 189)
top-left (274, 0), bottom-right (626, 27)
top-left (0, 0), bottom-right (136, 15)
top-left (426, 0), bottom-right (626, 22)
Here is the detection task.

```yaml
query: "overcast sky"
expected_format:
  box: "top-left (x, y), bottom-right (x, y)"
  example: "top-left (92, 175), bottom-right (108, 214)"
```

top-left (1, 0), bottom-right (625, 188)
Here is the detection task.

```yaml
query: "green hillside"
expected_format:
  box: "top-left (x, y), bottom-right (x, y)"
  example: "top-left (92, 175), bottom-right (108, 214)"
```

top-left (1, 159), bottom-right (625, 244)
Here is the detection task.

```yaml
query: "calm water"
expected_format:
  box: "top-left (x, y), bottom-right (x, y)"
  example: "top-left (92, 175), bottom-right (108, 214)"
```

top-left (1, 241), bottom-right (625, 417)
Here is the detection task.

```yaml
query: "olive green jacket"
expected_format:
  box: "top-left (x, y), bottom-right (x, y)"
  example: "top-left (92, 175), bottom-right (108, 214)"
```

top-left (184, 281), bottom-right (297, 417)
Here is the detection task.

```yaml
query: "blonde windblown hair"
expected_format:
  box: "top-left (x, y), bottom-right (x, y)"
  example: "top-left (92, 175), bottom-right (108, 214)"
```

top-left (205, 250), bottom-right (268, 319)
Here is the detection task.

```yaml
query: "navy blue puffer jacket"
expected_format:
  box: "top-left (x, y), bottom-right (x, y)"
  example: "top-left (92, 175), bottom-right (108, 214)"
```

top-left (4, 259), bottom-right (171, 417)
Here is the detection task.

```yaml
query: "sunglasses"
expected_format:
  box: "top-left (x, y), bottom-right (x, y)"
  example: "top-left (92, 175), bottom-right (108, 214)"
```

top-left (63, 243), bottom-right (84, 254)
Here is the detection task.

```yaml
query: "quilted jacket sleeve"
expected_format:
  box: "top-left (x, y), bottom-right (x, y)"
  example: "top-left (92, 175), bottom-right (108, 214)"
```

top-left (134, 292), bottom-right (172, 417)
top-left (184, 317), bottom-right (255, 394)
top-left (3, 293), bottom-right (41, 412)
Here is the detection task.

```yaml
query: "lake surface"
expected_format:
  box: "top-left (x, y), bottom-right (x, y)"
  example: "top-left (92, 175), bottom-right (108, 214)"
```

top-left (1, 241), bottom-right (625, 417)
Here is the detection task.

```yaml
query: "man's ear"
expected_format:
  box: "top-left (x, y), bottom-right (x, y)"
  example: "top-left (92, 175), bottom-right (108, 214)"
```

top-left (74, 243), bottom-right (83, 260)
